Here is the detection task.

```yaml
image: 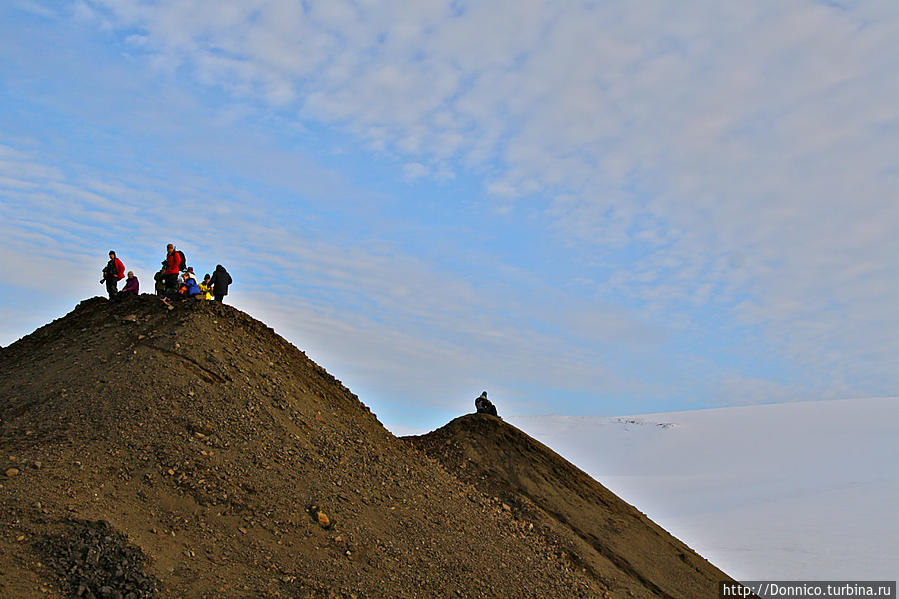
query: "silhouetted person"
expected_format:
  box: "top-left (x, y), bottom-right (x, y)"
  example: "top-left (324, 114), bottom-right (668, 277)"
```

top-left (209, 264), bottom-right (232, 303)
top-left (100, 250), bottom-right (125, 300)
top-left (475, 391), bottom-right (498, 417)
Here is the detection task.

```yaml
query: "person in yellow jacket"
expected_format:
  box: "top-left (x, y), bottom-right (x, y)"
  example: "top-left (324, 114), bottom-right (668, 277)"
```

top-left (198, 273), bottom-right (213, 300)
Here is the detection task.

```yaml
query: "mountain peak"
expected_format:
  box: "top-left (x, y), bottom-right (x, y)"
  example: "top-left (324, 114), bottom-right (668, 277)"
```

top-left (1, 295), bottom-right (731, 598)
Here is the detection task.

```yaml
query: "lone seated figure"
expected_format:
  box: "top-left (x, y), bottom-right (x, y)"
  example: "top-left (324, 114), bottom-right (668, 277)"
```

top-left (475, 391), bottom-right (498, 417)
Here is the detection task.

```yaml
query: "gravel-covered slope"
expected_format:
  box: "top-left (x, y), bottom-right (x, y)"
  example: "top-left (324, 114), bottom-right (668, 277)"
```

top-left (0, 295), bottom-right (596, 599)
top-left (405, 414), bottom-right (735, 599)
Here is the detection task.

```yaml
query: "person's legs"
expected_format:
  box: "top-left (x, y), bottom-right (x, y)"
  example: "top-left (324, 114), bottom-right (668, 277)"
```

top-left (105, 278), bottom-right (118, 300)
top-left (164, 273), bottom-right (179, 297)
top-left (213, 294), bottom-right (224, 303)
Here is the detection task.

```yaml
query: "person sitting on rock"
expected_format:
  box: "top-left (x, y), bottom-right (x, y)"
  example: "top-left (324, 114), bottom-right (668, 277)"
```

top-left (178, 272), bottom-right (203, 299)
top-left (198, 273), bottom-right (213, 300)
top-left (475, 391), bottom-right (498, 417)
top-left (114, 271), bottom-right (140, 301)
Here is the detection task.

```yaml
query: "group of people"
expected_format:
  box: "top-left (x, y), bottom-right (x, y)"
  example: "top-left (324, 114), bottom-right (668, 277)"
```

top-left (152, 243), bottom-right (232, 302)
top-left (100, 244), bottom-right (232, 304)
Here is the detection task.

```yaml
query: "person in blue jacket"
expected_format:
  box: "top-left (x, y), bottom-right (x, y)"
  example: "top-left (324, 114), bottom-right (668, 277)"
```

top-left (178, 272), bottom-right (203, 299)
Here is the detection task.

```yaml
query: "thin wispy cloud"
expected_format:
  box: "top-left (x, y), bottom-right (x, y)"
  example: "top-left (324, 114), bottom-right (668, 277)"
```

top-left (3, 1), bottom-right (897, 426)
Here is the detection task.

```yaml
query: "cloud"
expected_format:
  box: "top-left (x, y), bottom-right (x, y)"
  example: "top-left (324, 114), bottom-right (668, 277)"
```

top-left (402, 162), bottom-right (428, 181)
top-left (7, 0), bottom-right (899, 410)
top-left (0, 134), bottom-right (659, 420)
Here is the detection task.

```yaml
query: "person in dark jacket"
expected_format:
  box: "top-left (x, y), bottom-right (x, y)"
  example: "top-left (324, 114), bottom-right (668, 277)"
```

top-left (153, 269), bottom-right (166, 296)
top-left (475, 391), bottom-right (498, 417)
top-left (100, 250), bottom-right (125, 300)
top-left (209, 264), bottom-right (232, 303)
top-left (120, 271), bottom-right (139, 296)
top-left (162, 244), bottom-right (181, 296)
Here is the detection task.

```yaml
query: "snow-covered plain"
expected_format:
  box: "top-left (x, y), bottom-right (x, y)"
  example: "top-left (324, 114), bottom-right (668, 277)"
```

top-left (509, 398), bottom-right (899, 580)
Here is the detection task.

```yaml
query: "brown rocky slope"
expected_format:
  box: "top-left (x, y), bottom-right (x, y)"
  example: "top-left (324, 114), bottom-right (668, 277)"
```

top-left (0, 295), bottom-right (731, 598)
top-left (404, 415), bottom-right (733, 599)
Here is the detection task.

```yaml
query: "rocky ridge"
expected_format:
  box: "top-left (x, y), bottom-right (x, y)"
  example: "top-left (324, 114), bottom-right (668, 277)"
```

top-left (1, 295), bottom-right (733, 598)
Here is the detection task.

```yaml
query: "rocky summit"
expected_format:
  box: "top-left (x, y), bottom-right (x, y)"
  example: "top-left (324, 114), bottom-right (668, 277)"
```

top-left (1, 295), bottom-right (732, 598)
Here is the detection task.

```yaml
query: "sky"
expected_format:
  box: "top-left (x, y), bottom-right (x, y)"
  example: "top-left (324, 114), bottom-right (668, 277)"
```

top-left (1, 1), bottom-right (897, 432)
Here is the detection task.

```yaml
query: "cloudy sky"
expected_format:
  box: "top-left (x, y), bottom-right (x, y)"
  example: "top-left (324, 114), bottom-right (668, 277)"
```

top-left (2, 0), bottom-right (897, 431)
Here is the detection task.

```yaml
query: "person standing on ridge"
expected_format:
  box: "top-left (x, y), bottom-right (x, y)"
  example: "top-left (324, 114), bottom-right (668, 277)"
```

top-left (475, 391), bottom-right (498, 417)
top-left (162, 243), bottom-right (181, 296)
top-left (209, 264), bottom-right (232, 303)
top-left (100, 250), bottom-right (125, 300)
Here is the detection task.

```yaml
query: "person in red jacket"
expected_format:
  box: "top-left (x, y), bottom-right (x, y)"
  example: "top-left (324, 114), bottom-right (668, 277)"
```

top-left (100, 250), bottom-right (125, 300)
top-left (162, 243), bottom-right (181, 296)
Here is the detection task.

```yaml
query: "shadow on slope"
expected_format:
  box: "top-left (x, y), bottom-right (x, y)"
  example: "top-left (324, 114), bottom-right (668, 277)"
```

top-left (405, 413), bottom-right (734, 599)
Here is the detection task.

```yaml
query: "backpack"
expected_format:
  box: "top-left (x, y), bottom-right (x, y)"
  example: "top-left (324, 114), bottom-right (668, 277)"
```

top-left (176, 250), bottom-right (187, 272)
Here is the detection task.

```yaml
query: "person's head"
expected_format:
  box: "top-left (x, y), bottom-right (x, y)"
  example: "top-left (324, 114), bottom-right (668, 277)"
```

top-left (182, 272), bottom-right (190, 280)
top-left (127, 271), bottom-right (134, 278)
top-left (109, 250), bottom-right (116, 258)
top-left (216, 264), bottom-right (223, 270)
top-left (167, 243), bottom-right (174, 253)
top-left (203, 274), bottom-right (211, 282)
top-left (187, 266), bottom-right (194, 273)
top-left (480, 391), bottom-right (488, 398)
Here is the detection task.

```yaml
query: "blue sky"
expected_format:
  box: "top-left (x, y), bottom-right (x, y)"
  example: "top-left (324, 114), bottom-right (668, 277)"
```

top-left (2, 0), bottom-right (897, 432)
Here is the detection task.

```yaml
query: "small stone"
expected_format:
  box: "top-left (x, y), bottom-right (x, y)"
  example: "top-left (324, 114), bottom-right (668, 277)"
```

top-left (5, 468), bottom-right (19, 477)
top-left (16, 535), bottom-right (25, 541)
top-left (316, 511), bottom-right (330, 528)
top-left (238, 527), bottom-right (248, 534)
top-left (32, 461), bottom-right (42, 469)
top-left (502, 503), bottom-right (511, 512)
top-left (167, 469), bottom-right (175, 476)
